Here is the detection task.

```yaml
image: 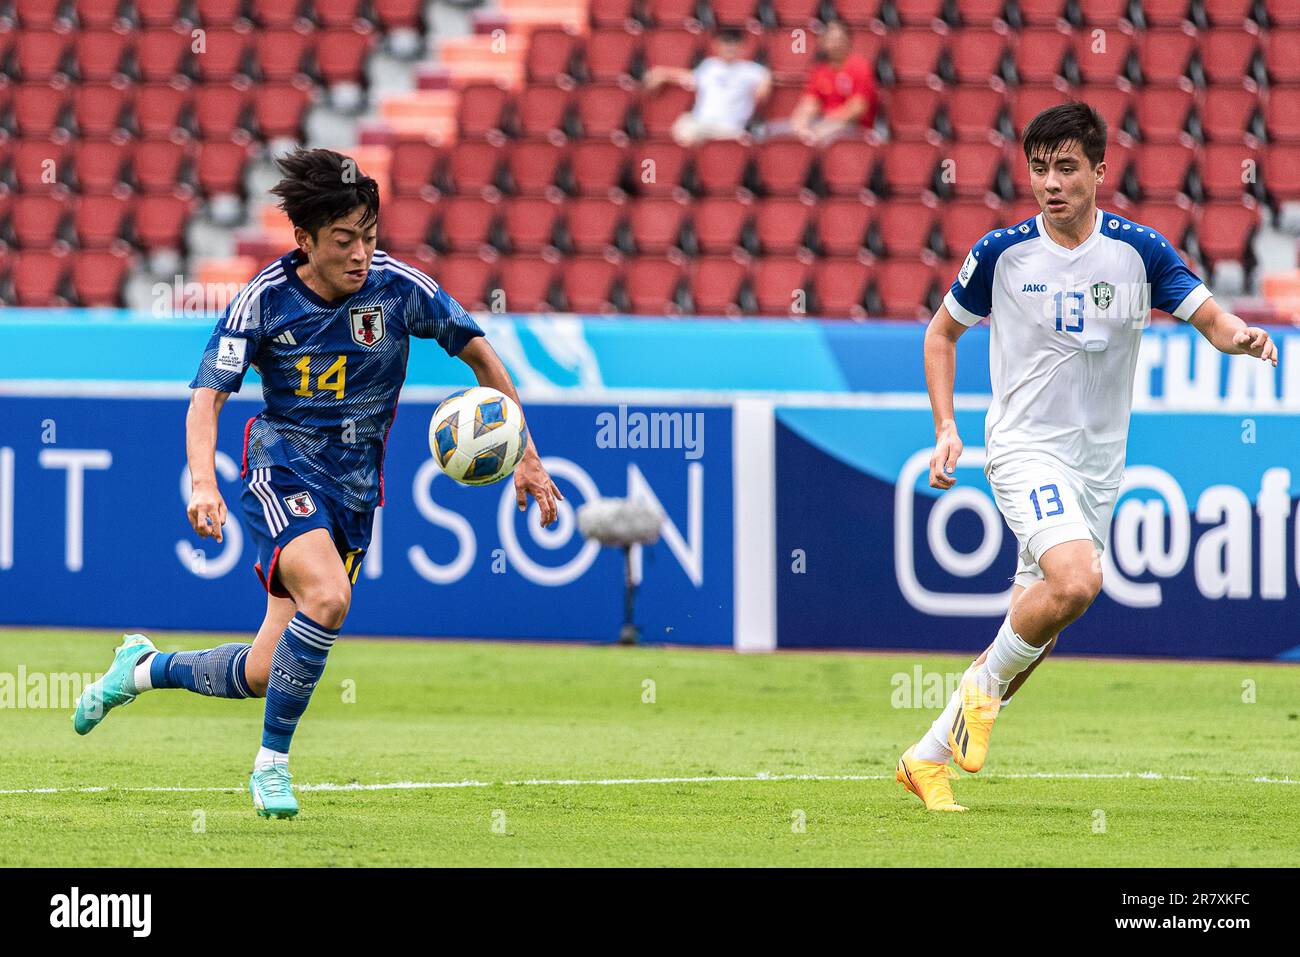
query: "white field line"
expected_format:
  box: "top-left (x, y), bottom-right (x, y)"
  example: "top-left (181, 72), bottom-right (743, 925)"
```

top-left (0, 771), bottom-right (1296, 797)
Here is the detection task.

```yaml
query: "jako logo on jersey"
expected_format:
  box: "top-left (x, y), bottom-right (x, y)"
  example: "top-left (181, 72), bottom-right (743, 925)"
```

top-left (349, 305), bottom-right (385, 347)
top-left (1022, 283), bottom-right (1047, 293)
top-left (284, 492), bottom-right (316, 517)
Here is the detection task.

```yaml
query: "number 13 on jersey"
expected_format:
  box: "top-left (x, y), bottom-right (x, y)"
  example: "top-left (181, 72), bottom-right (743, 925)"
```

top-left (1054, 290), bottom-right (1085, 333)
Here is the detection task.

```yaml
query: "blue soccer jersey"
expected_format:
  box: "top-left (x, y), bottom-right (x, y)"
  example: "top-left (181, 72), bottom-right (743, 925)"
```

top-left (191, 249), bottom-right (484, 512)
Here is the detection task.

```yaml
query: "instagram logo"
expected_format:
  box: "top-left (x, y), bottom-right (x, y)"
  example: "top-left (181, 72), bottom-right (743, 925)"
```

top-left (894, 447), bottom-right (1015, 616)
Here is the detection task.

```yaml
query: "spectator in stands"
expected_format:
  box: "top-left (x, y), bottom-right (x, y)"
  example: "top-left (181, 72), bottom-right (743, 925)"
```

top-left (643, 29), bottom-right (771, 147)
top-left (779, 19), bottom-right (879, 146)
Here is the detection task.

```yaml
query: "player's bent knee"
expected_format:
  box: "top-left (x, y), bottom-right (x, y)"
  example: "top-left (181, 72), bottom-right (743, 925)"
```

top-left (1053, 570), bottom-right (1102, 617)
top-left (301, 585), bottom-right (350, 630)
top-left (244, 661), bottom-right (270, 698)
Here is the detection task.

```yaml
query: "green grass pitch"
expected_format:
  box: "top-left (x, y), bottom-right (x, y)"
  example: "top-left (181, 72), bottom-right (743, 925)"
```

top-left (1, 629), bottom-right (1297, 867)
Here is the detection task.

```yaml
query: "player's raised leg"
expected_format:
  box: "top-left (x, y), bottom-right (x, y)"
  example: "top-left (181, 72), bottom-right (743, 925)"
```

top-left (249, 528), bottom-right (352, 819)
top-left (949, 539), bottom-right (1100, 772)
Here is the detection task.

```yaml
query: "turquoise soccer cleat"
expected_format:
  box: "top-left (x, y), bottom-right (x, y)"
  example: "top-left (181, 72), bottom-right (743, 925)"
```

top-left (72, 634), bottom-right (156, 736)
top-left (249, 766), bottom-right (299, 819)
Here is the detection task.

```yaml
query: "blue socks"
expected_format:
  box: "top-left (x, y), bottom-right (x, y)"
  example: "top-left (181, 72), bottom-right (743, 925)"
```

top-left (148, 644), bottom-right (252, 699)
top-left (261, 612), bottom-right (338, 754)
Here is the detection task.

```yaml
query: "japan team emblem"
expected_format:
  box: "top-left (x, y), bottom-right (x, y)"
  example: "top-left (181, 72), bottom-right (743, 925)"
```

top-left (349, 305), bottom-right (385, 347)
top-left (283, 492), bottom-right (316, 517)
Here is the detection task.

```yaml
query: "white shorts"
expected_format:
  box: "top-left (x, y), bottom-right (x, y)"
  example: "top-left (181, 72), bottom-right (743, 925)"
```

top-left (986, 453), bottom-right (1119, 589)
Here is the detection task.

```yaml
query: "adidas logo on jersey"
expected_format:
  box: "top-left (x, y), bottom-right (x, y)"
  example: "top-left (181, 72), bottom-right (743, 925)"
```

top-left (272, 331), bottom-right (298, 345)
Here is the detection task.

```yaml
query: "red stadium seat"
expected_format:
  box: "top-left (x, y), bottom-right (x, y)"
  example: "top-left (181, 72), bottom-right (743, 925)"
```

top-left (434, 196), bottom-right (496, 251)
top-left (1134, 87), bottom-right (1194, 142)
top-left (196, 0), bottom-right (247, 26)
top-left (565, 196), bottom-right (625, 253)
top-left (1265, 89), bottom-right (1300, 142)
top-left (73, 139), bottom-right (133, 193)
top-left (315, 0), bottom-right (367, 28)
top-left (502, 197), bottom-right (562, 252)
top-left (73, 193), bottom-right (133, 247)
top-left (771, 0), bottom-right (824, 25)
top-left (693, 140), bottom-right (751, 195)
top-left (527, 27), bottom-right (580, 83)
top-left (887, 87), bottom-right (942, 141)
top-left (75, 0), bottom-right (127, 29)
top-left (940, 200), bottom-right (1000, 256)
top-left (692, 197), bottom-right (751, 254)
top-left (643, 29), bottom-right (704, 71)
top-left (1264, 31), bottom-right (1300, 85)
top-left (72, 83), bottom-right (131, 138)
top-left (584, 29), bottom-right (640, 82)
top-left (887, 29), bottom-right (945, 85)
top-left (73, 246), bottom-right (137, 307)
top-left (1264, 144), bottom-right (1300, 200)
top-left (1081, 0), bottom-right (1132, 25)
top-left (872, 260), bottom-right (937, 318)
top-left (949, 29), bottom-right (1010, 85)
top-left (1015, 0), bottom-right (1067, 25)
top-left (872, 200), bottom-right (938, 257)
top-left (574, 84), bottom-right (635, 138)
top-left (1200, 88), bottom-right (1262, 143)
top-left (14, 83), bottom-right (70, 137)
top-left (880, 142), bottom-right (940, 196)
top-left (194, 27), bottom-right (252, 82)
top-left (942, 142), bottom-right (1005, 198)
top-left (945, 87), bottom-right (1008, 141)
top-left (813, 259), bottom-right (869, 318)
top-left (137, 27), bottom-right (193, 82)
top-left (133, 193), bottom-right (194, 250)
top-left (817, 198), bottom-right (873, 256)
top-left (505, 141), bottom-right (566, 195)
top-left (1084, 85), bottom-right (1136, 140)
top-left (194, 83), bottom-right (253, 138)
top-left (628, 197), bottom-right (690, 253)
top-left (1199, 33), bottom-right (1261, 88)
top-left (954, 0), bottom-right (1008, 26)
top-left (762, 31), bottom-right (818, 83)
top-left (629, 140), bottom-right (688, 196)
top-left (458, 83), bottom-right (510, 140)
top-left (12, 250), bottom-right (72, 305)
top-left (752, 197), bottom-right (813, 254)
top-left (892, 0), bottom-right (947, 25)
top-left (638, 85), bottom-right (695, 138)
top-left (432, 253), bottom-right (493, 308)
top-left (443, 140), bottom-right (504, 194)
top-left (750, 257), bottom-right (810, 315)
top-left (1135, 29), bottom-right (1197, 87)
top-left (11, 139), bottom-right (72, 192)
top-left (373, 0), bottom-right (422, 29)
top-left (821, 140), bottom-right (877, 196)
top-left (708, 0), bottom-right (761, 27)
top-left (134, 82), bottom-right (191, 138)
top-left (494, 257), bottom-right (557, 312)
top-left (390, 140), bottom-right (441, 195)
top-left (1012, 27), bottom-right (1070, 85)
top-left (560, 256), bottom-right (623, 312)
top-left (1070, 30), bottom-right (1133, 86)
top-left (315, 26), bottom-right (374, 84)
top-left (753, 140), bottom-right (814, 196)
top-left (624, 258), bottom-right (685, 314)
top-left (1126, 143), bottom-right (1195, 200)
top-left (134, 139), bottom-right (192, 192)
top-left (1200, 143), bottom-right (1259, 200)
top-left (14, 31), bottom-right (72, 82)
top-left (195, 137), bottom-right (249, 194)
top-left (252, 81), bottom-right (312, 139)
top-left (516, 85), bottom-right (574, 140)
top-left (254, 27), bottom-right (314, 82)
top-left (568, 140), bottom-right (628, 195)
top-left (1201, 0), bottom-right (1256, 26)
top-left (645, 0), bottom-right (700, 29)
top-left (837, 0), bottom-right (880, 27)
top-left (1139, 0), bottom-right (1195, 27)
top-left (12, 194), bottom-right (70, 248)
top-left (590, 0), bottom-right (637, 28)
top-left (73, 28), bottom-right (130, 82)
top-left (1128, 201), bottom-right (1193, 247)
top-left (1194, 201), bottom-right (1258, 264)
top-left (688, 256), bottom-right (746, 315)
top-left (136, 0), bottom-right (188, 27)
top-left (1263, 0), bottom-right (1300, 26)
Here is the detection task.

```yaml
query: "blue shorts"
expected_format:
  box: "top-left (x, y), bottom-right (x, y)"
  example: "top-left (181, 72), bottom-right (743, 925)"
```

top-left (240, 464), bottom-right (375, 599)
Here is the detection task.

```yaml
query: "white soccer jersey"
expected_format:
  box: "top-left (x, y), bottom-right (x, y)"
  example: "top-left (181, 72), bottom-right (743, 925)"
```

top-left (943, 209), bottom-right (1211, 488)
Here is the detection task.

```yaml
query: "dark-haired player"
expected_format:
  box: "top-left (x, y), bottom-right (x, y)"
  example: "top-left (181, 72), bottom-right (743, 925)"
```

top-left (73, 149), bottom-right (562, 819)
top-left (897, 102), bottom-right (1278, 812)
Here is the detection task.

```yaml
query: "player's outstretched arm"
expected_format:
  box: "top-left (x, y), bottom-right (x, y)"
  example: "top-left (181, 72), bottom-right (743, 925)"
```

top-left (456, 337), bottom-right (563, 528)
top-left (1188, 298), bottom-right (1279, 367)
top-left (186, 387), bottom-right (230, 542)
top-left (923, 303), bottom-right (971, 491)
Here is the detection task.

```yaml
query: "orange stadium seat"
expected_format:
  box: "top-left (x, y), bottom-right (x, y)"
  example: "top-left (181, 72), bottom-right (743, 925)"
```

top-left (624, 258), bottom-right (685, 313)
top-left (564, 196), bottom-right (625, 253)
top-left (813, 258), bottom-right (870, 317)
top-left (689, 256), bottom-right (747, 314)
top-left (569, 139), bottom-right (628, 195)
top-left (560, 256), bottom-right (622, 311)
top-left (502, 196), bottom-right (562, 253)
top-left (628, 197), bottom-right (690, 253)
top-left (752, 197), bottom-right (814, 254)
top-left (817, 198), bottom-right (873, 256)
top-left (692, 197), bottom-right (751, 254)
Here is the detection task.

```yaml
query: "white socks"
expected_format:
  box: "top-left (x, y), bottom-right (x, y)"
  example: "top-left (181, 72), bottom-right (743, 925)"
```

top-left (914, 680), bottom-right (965, 763)
top-left (253, 747), bottom-right (289, 772)
top-left (131, 653), bottom-right (155, 693)
top-left (976, 615), bottom-right (1046, 698)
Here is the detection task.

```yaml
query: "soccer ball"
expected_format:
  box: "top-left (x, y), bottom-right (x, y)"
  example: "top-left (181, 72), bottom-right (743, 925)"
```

top-left (428, 386), bottom-right (529, 486)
